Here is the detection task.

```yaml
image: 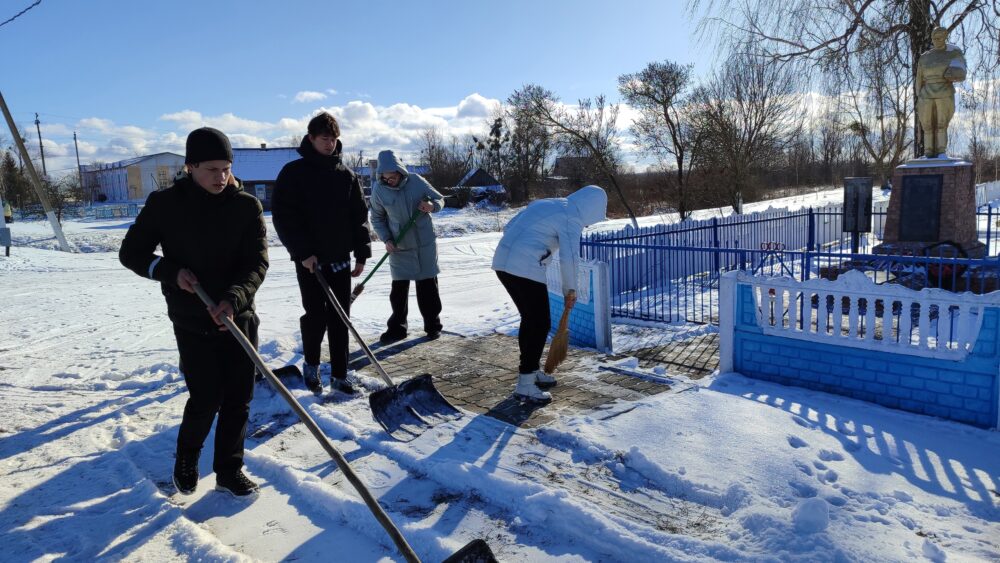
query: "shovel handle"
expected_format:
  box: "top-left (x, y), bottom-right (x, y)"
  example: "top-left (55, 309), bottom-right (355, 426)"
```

top-left (313, 270), bottom-right (396, 387)
top-left (190, 284), bottom-right (420, 563)
top-left (355, 197), bottom-right (431, 289)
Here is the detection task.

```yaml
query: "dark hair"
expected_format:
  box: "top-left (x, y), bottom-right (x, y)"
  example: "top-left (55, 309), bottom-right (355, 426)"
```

top-left (307, 112), bottom-right (340, 138)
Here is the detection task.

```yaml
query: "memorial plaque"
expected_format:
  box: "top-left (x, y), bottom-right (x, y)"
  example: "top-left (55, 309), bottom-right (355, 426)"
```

top-left (843, 177), bottom-right (873, 233)
top-left (899, 174), bottom-right (942, 241)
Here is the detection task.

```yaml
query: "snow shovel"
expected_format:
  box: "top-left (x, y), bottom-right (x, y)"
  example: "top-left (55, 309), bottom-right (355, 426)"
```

top-left (351, 199), bottom-right (428, 303)
top-left (313, 269), bottom-right (464, 442)
top-left (191, 284), bottom-right (496, 563)
top-left (270, 364), bottom-right (302, 380)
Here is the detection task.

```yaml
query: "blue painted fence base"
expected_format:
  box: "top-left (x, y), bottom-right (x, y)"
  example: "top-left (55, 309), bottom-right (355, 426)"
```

top-left (729, 282), bottom-right (999, 429)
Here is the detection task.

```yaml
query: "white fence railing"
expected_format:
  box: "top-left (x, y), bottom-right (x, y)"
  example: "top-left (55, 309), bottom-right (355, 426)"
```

top-left (740, 270), bottom-right (1000, 360)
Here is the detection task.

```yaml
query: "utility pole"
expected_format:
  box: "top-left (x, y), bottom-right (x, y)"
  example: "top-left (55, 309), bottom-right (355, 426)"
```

top-left (34, 113), bottom-right (46, 178)
top-left (73, 131), bottom-right (84, 201)
top-left (0, 91), bottom-right (71, 251)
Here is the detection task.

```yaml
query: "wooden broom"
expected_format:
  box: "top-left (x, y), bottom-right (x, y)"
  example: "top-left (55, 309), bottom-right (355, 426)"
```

top-left (544, 297), bottom-right (574, 374)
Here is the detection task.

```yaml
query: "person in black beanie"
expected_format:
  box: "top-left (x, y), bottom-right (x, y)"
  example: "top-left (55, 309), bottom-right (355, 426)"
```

top-left (119, 127), bottom-right (269, 498)
top-left (271, 112), bottom-right (371, 395)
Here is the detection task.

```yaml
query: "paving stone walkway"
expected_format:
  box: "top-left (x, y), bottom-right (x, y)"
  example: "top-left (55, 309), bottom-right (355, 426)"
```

top-left (631, 332), bottom-right (720, 377)
top-left (343, 330), bottom-right (720, 429)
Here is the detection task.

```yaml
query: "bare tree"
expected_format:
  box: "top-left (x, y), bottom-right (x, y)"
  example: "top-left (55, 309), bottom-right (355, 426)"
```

top-left (838, 39), bottom-right (913, 184)
top-left (471, 115), bottom-right (510, 188)
top-left (817, 103), bottom-right (846, 185)
top-left (618, 60), bottom-right (703, 219)
top-left (505, 89), bottom-right (552, 204)
top-left (418, 128), bottom-right (472, 188)
top-left (689, 51), bottom-right (803, 213)
top-left (517, 84), bottom-right (638, 228)
top-left (960, 79), bottom-right (998, 183)
top-left (690, 0), bottom-right (1000, 157)
top-left (784, 126), bottom-right (816, 188)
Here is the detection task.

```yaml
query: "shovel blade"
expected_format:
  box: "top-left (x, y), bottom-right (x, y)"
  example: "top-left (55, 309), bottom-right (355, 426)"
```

top-left (369, 374), bottom-right (463, 442)
top-left (442, 539), bottom-right (498, 563)
top-left (272, 365), bottom-right (302, 380)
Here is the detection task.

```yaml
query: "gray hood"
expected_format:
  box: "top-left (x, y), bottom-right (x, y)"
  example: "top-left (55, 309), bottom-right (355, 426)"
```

top-left (567, 185), bottom-right (608, 226)
top-left (376, 150), bottom-right (409, 176)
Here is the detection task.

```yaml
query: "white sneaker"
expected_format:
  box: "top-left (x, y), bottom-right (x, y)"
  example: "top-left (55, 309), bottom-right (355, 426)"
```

top-left (513, 373), bottom-right (551, 403)
top-left (534, 370), bottom-right (557, 389)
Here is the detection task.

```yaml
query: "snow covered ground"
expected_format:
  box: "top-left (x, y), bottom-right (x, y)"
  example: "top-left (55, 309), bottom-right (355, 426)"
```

top-left (1, 189), bottom-right (998, 562)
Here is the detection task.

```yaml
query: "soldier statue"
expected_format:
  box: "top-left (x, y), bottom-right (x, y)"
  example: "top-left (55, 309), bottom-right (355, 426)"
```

top-left (915, 26), bottom-right (967, 158)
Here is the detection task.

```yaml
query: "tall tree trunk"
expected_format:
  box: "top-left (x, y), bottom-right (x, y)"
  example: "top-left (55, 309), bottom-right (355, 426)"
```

top-left (909, 0), bottom-right (933, 158)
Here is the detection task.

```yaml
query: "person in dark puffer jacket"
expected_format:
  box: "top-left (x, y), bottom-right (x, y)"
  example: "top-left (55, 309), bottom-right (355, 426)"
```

top-left (119, 127), bottom-right (268, 498)
top-left (271, 112), bottom-right (371, 395)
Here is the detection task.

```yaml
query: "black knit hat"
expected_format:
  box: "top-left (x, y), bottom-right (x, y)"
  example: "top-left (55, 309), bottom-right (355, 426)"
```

top-left (185, 127), bottom-right (233, 164)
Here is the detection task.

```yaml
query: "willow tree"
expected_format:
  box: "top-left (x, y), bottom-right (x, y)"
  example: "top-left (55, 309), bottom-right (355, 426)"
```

top-left (690, 0), bottom-right (1000, 157)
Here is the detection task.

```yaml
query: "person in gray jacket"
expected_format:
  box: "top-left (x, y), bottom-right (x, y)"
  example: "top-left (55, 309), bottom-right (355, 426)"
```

top-left (492, 185), bottom-right (608, 402)
top-left (369, 150), bottom-right (446, 344)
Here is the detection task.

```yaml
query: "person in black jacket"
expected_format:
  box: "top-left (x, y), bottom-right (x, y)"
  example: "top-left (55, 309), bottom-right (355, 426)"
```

top-left (119, 127), bottom-right (269, 498)
top-left (271, 112), bottom-right (371, 395)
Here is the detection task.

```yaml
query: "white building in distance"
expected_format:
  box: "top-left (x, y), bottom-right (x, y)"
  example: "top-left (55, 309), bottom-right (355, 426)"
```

top-left (81, 152), bottom-right (185, 203)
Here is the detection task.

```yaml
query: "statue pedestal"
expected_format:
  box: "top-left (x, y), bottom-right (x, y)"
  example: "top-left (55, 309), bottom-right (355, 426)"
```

top-left (873, 158), bottom-right (985, 258)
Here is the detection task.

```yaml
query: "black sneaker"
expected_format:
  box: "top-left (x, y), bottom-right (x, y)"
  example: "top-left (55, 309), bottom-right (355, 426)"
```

top-left (331, 377), bottom-right (357, 395)
top-left (215, 470), bottom-right (259, 497)
top-left (173, 451), bottom-right (199, 495)
top-left (379, 331), bottom-right (407, 345)
top-left (425, 327), bottom-right (442, 340)
top-left (302, 364), bottom-right (322, 395)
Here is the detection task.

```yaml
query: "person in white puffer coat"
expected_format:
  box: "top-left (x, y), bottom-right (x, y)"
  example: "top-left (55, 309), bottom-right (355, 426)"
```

top-left (492, 185), bottom-right (608, 402)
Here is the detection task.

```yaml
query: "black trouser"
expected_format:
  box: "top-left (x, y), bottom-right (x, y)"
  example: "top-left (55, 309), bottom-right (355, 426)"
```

top-left (386, 277), bottom-right (443, 335)
top-left (496, 271), bottom-right (551, 374)
top-left (174, 319), bottom-right (257, 475)
top-left (295, 262), bottom-right (351, 379)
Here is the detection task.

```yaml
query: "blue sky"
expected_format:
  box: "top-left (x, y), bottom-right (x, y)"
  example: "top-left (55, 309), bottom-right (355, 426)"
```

top-left (0, 0), bottom-right (706, 175)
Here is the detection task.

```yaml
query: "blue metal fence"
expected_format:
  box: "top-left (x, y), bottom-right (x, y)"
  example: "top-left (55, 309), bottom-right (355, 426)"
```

top-left (93, 203), bottom-right (142, 220)
top-left (584, 207), bottom-right (1000, 325)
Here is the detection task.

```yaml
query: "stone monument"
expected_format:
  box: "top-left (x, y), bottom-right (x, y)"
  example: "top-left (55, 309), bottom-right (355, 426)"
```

top-left (874, 26), bottom-right (984, 259)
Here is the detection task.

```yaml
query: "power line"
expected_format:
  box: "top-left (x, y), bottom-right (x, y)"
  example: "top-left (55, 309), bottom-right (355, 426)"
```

top-left (0, 0), bottom-right (42, 29)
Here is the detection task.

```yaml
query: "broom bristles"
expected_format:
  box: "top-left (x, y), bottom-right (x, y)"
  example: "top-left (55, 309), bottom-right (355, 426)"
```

top-left (350, 283), bottom-right (365, 303)
top-left (544, 304), bottom-right (573, 373)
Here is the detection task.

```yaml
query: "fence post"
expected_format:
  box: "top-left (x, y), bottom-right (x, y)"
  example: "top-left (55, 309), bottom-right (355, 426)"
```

top-left (988, 207), bottom-right (993, 254)
top-left (712, 217), bottom-right (721, 273)
top-left (719, 271), bottom-right (737, 372)
top-left (807, 207), bottom-right (816, 252)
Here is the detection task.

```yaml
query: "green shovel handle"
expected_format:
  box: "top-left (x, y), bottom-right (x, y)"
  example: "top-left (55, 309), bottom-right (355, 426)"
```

top-left (357, 198), bottom-right (429, 288)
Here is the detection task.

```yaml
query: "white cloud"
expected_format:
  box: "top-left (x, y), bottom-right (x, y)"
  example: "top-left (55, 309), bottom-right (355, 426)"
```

top-left (456, 93), bottom-right (497, 118)
top-left (335, 101), bottom-right (379, 127)
top-left (294, 91), bottom-right (328, 103)
top-left (15, 92), bottom-right (667, 178)
top-left (326, 88), bottom-right (338, 95)
top-left (276, 117), bottom-right (307, 133)
top-left (40, 138), bottom-right (70, 157)
top-left (159, 110), bottom-right (272, 134)
top-left (77, 117), bottom-right (115, 133)
top-left (40, 123), bottom-right (72, 137)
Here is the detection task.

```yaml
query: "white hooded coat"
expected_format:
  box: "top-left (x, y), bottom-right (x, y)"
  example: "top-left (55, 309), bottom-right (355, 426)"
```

top-left (491, 186), bottom-right (608, 292)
